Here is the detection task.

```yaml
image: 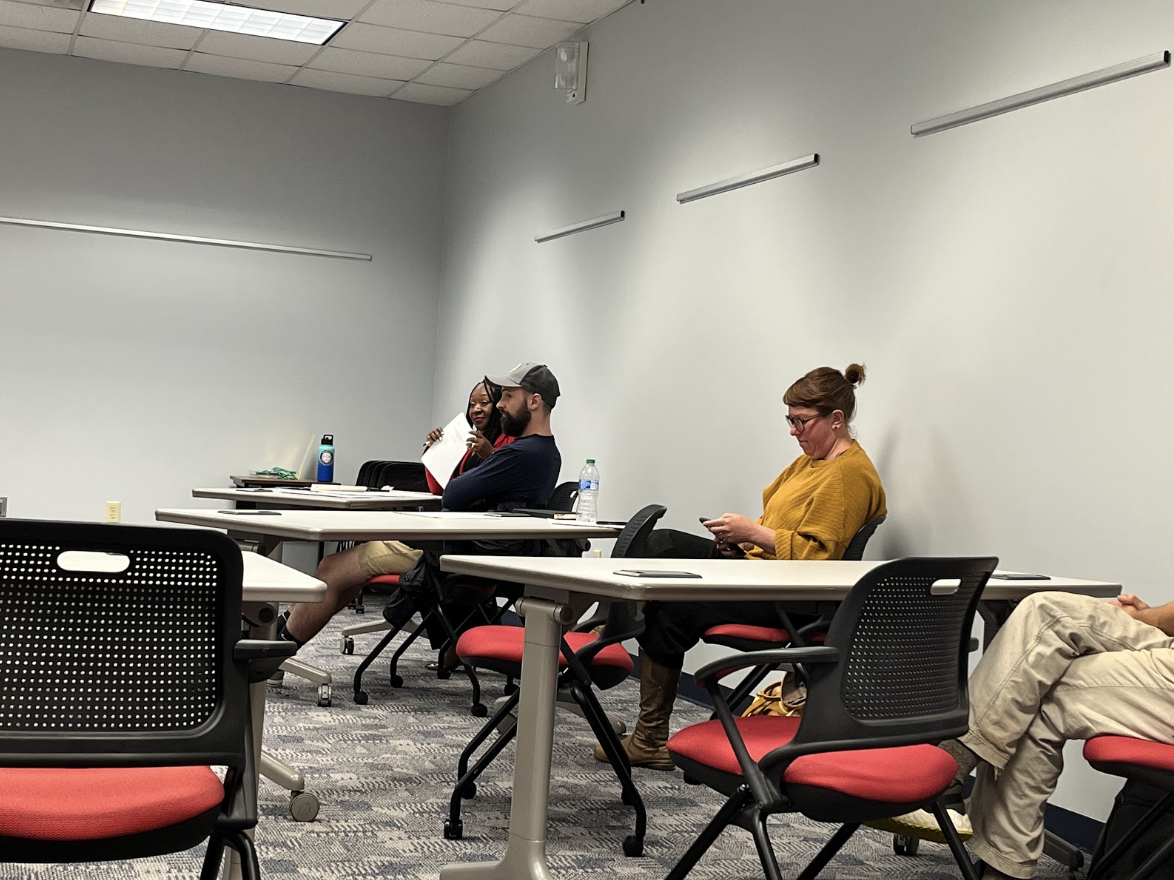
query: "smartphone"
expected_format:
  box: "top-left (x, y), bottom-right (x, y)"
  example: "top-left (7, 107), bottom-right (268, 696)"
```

top-left (614, 569), bottom-right (702, 578)
top-left (989, 573), bottom-right (1051, 581)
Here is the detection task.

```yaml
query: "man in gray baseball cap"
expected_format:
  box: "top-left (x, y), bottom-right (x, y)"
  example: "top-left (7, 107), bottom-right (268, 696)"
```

top-left (485, 362), bottom-right (560, 410)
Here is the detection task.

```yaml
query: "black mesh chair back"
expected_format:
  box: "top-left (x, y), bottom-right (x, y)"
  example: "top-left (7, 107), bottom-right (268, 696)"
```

top-left (376, 460), bottom-right (429, 491)
top-left (0, 519), bottom-right (246, 766)
top-left (547, 481), bottom-right (578, 513)
top-left (782, 556), bottom-right (996, 758)
top-left (840, 514), bottom-right (886, 561)
top-left (356, 459), bottom-right (390, 488)
top-left (611, 504), bottom-right (667, 559)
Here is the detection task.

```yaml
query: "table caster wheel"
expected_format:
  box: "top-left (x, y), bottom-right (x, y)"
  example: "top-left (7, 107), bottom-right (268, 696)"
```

top-left (444, 819), bottom-right (463, 840)
top-left (622, 835), bottom-right (643, 857)
top-left (341, 637), bottom-right (354, 655)
top-left (355, 691), bottom-right (369, 705)
top-left (389, 674), bottom-right (404, 688)
top-left (289, 791), bottom-right (320, 822)
top-left (893, 834), bottom-right (920, 856)
top-left (317, 684), bottom-right (332, 707)
top-left (471, 703), bottom-right (488, 718)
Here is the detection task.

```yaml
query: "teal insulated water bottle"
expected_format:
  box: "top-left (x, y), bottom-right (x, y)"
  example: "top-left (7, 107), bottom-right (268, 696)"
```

top-left (317, 434), bottom-right (335, 482)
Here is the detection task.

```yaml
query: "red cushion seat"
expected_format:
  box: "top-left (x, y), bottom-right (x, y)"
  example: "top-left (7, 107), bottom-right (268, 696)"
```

top-left (365, 574), bottom-right (401, 586)
top-left (704, 624), bottom-right (791, 643)
top-left (457, 626), bottom-right (634, 671)
top-left (1084, 736), bottom-right (1174, 773)
top-left (668, 716), bottom-right (957, 803)
top-left (0, 766), bottom-right (224, 840)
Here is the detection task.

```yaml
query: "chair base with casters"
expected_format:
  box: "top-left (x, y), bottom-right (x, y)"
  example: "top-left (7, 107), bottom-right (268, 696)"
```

top-left (340, 574), bottom-right (401, 655)
top-left (663, 556), bottom-right (996, 880)
top-left (1084, 735), bottom-right (1174, 880)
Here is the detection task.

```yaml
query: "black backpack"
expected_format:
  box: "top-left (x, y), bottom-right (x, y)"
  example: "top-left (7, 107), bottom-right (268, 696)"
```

top-left (1089, 780), bottom-right (1174, 880)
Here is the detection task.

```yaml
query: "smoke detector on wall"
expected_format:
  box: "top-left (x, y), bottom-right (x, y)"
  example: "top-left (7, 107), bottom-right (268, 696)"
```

top-left (554, 41), bottom-right (588, 105)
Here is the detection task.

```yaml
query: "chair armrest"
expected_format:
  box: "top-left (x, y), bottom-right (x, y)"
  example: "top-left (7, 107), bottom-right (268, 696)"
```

top-left (694, 646), bottom-right (839, 688)
top-left (235, 639), bottom-right (298, 683)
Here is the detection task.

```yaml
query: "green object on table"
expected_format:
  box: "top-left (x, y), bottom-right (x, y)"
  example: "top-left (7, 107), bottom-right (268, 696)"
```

top-left (253, 467), bottom-right (299, 480)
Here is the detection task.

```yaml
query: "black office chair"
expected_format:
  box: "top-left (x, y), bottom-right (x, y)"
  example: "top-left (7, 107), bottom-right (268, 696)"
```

top-left (374, 460), bottom-right (429, 491)
top-left (664, 556), bottom-right (997, 880)
top-left (444, 504), bottom-right (668, 856)
top-left (0, 519), bottom-right (294, 880)
top-left (547, 480), bottom-right (579, 513)
top-left (700, 514), bottom-right (888, 713)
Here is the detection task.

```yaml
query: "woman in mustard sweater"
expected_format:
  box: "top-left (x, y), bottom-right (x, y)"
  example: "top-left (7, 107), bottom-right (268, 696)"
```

top-left (597, 364), bottom-right (887, 770)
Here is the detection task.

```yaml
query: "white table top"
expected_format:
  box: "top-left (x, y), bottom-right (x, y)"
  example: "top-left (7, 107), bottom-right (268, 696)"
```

top-left (156, 508), bottom-right (622, 542)
top-left (193, 486), bottom-right (441, 510)
top-left (241, 552), bottom-right (326, 604)
top-left (438, 556), bottom-right (1122, 603)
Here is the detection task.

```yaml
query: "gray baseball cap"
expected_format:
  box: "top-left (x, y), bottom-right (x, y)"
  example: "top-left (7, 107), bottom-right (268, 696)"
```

top-left (485, 362), bottom-right (560, 407)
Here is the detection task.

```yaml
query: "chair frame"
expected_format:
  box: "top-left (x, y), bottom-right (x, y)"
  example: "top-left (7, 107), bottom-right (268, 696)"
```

top-left (667, 556), bottom-right (996, 880)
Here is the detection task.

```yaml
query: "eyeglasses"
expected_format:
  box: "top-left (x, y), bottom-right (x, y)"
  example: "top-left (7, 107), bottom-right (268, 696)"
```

top-left (785, 413), bottom-right (826, 432)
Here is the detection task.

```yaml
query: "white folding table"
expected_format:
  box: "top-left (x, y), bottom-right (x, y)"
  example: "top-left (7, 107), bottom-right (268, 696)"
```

top-left (193, 486), bottom-right (442, 511)
top-left (433, 556), bottom-right (1122, 880)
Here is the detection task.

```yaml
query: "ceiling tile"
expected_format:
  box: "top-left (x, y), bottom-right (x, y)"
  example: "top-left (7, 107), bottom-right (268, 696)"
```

top-left (478, 13), bottom-right (577, 48)
top-left (195, 30), bottom-right (318, 65)
top-left (330, 22), bottom-right (463, 60)
top-left (433, 0), bottom-right (520, 10)
top-left (79, 12), bottom-right (200, 50)
top-left (393, 82), bottom-right (471, 106)
top-left (415, 61), bottom-right (501, 90)
top-left (251, 0), bottom-right (368, 17)
top-left (73, 36), bottom-right (188, 68)
top-left (359, 0), bottom-right (501, 38)
top-left (0, 1), bottom-right (78, 34)
top-left (309, 46), bottom-right (430, 80)
top-left (444, 39), bottom-right (538, 70)
top-left (290, 68), bottom-right (402, 97)
top-left (0, 22), bottom-right (70, 52)
top-left (514, 0), bottom-right (627, 24)
top-left (185, 53), bottom-right (297, 83)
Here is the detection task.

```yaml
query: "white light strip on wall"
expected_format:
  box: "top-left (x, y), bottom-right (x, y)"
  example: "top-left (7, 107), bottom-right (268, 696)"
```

top-left (912, 51), bottom-right (1171, 137)
top-left (534, 210), bottom-right (625, 243)
top-left (0, 216), bottom-right (372, 261)
top-left (88, 0), bottom-right (344, 45)
top-left (676, 154), bottom-right (820, 204)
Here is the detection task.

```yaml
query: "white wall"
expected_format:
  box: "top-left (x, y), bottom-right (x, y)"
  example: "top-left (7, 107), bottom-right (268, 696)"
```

top-left (437, 0), bottom-right (1174, 820)
top-left (0, 47), bottom-right (449, 523)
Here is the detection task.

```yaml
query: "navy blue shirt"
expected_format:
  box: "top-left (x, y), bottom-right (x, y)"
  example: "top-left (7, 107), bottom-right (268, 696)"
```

top-left (442, 434), bottom-right (561, 512)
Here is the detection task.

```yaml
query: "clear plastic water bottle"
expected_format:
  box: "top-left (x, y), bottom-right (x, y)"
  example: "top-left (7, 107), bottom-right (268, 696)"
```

top-left (577, 459), bottom-right (599, 523)
top-left (317, 434), bottom-right (335, 482)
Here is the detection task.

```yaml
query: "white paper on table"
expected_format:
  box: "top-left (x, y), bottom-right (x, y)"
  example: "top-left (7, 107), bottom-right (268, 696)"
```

top-left (420, 411), bottom-right (471, 489)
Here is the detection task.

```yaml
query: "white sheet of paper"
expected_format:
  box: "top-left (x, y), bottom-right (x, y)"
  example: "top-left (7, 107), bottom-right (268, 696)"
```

top-left (420, 411), bottom-right (471, 489)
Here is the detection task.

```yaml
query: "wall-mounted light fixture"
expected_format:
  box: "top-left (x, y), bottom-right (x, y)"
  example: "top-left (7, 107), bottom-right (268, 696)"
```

top-left (912, 51), bottom-right (1170, 137)
top-left (676, 154), bottom-right (820, 204)
top-left (534, 210), bottom-right (625, 243)
top-left (554, 41), bottom-right (588, 104)
top-left (0, 215), bottom-right (372, 261)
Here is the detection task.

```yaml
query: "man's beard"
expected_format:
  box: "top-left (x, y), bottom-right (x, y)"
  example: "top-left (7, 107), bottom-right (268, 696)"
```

top-left (500, 406), bottom-right (531, 437)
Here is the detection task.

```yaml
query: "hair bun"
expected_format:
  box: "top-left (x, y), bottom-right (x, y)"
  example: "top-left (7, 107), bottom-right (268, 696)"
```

top-left (843, 363), bottom-right (866, 387)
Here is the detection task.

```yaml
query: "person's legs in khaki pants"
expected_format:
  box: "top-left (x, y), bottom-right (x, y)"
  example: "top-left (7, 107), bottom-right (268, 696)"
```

top-left (958, 592), bottom-right (1174, 878)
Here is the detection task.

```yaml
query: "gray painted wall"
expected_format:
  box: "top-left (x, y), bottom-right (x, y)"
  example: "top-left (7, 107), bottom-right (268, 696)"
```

top-left (0, 47), bottom-right (448, 522)
top-left (438, 0), bottom-right (1174, 819)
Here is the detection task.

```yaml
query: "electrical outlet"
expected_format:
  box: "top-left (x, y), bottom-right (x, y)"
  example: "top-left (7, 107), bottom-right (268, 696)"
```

top-left (0, 496), bottom-right (7, 518)
top-left (105, 501), bottom-right (122, 523)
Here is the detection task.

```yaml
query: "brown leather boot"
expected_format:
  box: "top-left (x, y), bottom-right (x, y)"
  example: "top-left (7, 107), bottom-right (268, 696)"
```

top-left (594, 650), bottom-right (680, 771)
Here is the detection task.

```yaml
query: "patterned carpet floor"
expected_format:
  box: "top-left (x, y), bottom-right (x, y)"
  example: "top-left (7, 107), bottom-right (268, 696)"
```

top-left (10, 604), bottom-right (1081, 879)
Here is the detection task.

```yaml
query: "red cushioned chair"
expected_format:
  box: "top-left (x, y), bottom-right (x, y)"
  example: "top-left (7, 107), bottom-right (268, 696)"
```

top-left (0, 519), bottom-right (294, 880)
top-left (443, 504), bottom-right (668, 857)
top-left (665, 556), bottom-right (996, 880)
top-left (699, 514), bottom-right (886, 714)
top-left (1083, 736), bottom-right (1174, 880)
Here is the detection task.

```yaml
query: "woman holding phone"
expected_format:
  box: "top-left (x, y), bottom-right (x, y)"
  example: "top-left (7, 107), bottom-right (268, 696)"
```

top-left (596, 364), bottom-right (887, 770)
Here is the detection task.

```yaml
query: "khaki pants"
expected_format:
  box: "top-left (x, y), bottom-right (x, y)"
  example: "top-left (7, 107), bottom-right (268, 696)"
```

top-left (963, 592), bottom-right (1174, 878)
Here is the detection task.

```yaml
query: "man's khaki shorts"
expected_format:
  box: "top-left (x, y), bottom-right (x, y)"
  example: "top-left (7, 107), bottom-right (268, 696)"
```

top-left (352, 540), bottom-right (423, 580)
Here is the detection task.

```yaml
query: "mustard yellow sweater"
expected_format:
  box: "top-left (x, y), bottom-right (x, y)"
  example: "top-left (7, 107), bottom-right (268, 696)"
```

top-left (745, 441), bottom-right (887, 561)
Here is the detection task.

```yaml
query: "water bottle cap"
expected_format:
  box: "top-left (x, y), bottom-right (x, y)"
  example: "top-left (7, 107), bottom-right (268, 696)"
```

top-left (586, 458), bottom-right (595, 464)
top-left (321, 434), bottom-right (333, 445)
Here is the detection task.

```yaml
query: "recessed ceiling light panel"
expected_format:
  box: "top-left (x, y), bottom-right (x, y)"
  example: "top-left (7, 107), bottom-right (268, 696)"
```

top-left (88, 1), bottom-right (344, 45)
